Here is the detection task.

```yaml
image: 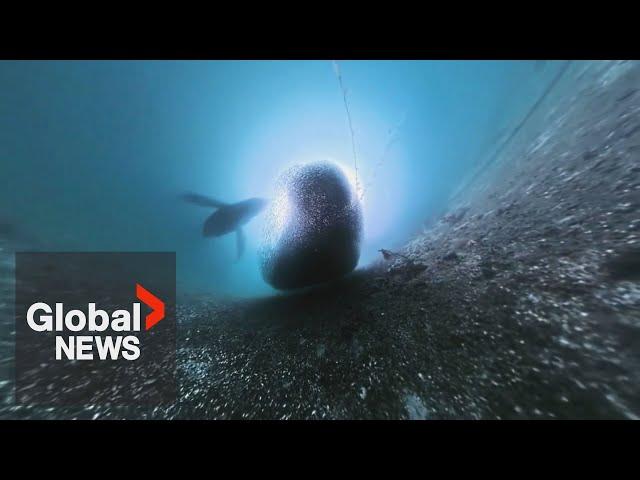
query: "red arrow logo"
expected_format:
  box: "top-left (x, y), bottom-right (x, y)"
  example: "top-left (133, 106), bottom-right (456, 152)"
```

top-left (136, 283), bottom-right (165, 330)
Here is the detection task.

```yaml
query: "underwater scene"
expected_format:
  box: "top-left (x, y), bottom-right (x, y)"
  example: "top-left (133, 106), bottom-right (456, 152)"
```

top-left (0, 60), bottom-right (638, 419)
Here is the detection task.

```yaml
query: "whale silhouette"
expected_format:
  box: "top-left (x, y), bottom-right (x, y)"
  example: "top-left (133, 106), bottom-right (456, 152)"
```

top-left (181, 192), bottom-right (268, 259)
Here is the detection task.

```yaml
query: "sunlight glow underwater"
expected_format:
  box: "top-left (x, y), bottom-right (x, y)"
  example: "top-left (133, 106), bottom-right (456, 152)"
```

top-left (239, 120), bottom-right (408, 269)
top-left (263, 159), bottom-right (364, 248)
top-left (0, 60), bottom-right (564, 297)
top-left (188, 60), bottom-right (560, 296)
top-left (249, 152), bottom-right (403, 266)
top-left (220, 70), bottom-right (410, 295)
top-left (258, 160), bottom-right (363, 289)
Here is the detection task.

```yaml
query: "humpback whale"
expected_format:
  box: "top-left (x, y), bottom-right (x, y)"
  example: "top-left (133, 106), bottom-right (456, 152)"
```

top-left (181, 193), bottom-right (268, 259)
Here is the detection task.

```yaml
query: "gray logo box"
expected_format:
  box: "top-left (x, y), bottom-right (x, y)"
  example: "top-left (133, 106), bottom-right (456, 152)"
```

top-left (15, 252), bottom-right (176, 407)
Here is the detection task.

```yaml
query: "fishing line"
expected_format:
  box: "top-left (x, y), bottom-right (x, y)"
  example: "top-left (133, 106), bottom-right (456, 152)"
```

top-left (331, 61), bottom-right (407, 203)
top-left (332, 60), bottom-right (360, 201)
top-left (362, 110), bottom-right (407, 195)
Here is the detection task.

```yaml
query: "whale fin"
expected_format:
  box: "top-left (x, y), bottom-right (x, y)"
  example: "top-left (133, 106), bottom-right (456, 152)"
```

top-left (180, 192), bottom-right (227, 208)
top-left (236, 228), bottom-right (245, 260)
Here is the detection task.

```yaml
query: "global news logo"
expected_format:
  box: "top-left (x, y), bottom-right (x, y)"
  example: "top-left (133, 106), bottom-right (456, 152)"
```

top-left (15, 252), bottom-right (176, 406)
top-left (25, 284), bottom-right (164, 361)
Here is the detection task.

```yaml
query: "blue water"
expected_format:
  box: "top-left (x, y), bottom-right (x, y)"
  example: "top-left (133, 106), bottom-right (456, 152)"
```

top-left (0, 60), bottom-right (562, 296)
